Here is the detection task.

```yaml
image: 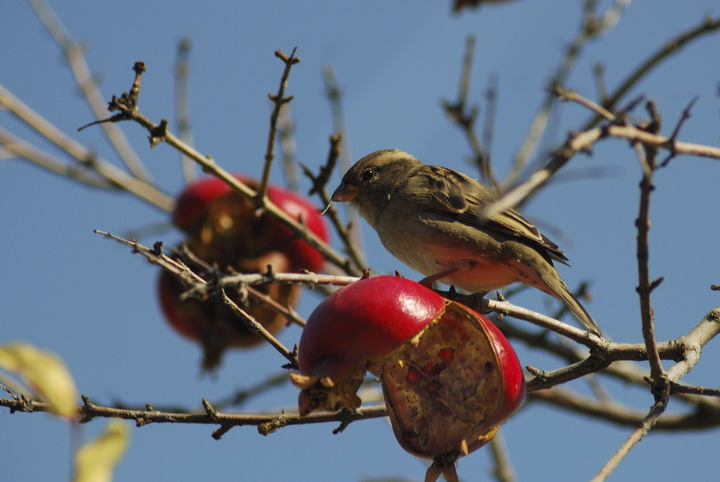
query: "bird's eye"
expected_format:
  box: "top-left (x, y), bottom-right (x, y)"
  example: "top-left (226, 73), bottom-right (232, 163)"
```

top-left (362, 169), bottom-right (375, 181)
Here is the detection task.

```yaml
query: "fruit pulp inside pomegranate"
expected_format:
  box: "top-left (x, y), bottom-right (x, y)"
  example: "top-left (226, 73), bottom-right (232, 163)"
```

top-left (375, 304), bottom-right (503, 459)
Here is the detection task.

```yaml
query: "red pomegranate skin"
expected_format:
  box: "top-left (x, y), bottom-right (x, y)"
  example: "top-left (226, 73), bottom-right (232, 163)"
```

top-left (172, 174), bottom-right (329, 272)
top-left (297, 276), bottom-right (447, 382)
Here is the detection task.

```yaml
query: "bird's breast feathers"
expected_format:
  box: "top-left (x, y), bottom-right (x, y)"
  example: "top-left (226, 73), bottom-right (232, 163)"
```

top-left (374, 216), bottom-right (521, 291)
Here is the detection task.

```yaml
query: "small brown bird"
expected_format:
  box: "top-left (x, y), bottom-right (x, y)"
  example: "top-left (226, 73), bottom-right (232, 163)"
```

top-left (331, 149), bottom-right (600, 335)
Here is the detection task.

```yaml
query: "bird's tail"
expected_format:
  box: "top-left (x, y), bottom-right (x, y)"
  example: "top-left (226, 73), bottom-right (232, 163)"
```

top-left (554, 285), bottom-right (600, 336)
top-left (526, 258), bottom-right (601, 335)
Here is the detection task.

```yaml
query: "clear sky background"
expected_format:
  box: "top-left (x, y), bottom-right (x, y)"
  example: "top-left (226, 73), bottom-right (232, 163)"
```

top-left (2, 1), bottom-right (720, 481)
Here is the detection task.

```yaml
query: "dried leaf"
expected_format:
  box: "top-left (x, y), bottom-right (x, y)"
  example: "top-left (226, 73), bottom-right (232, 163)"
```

top-left (74, 421), bottom-right (131, 482)
top-left (0, 342), bottom-right (78, 419)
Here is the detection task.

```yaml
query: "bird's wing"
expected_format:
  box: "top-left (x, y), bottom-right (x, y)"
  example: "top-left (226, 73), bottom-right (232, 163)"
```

top-left (422, 165), bottom-right (570, 265)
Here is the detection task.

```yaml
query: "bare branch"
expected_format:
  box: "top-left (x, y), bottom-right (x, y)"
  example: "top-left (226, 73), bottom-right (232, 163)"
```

top-left (174, 37), bottom-right (197, 183)
top-left (277, 106), bottom-right (300, 192)
top-left (256, 48), bottom-right (301, 209)
top-left (0, 127), bottom-right (110, 188)
top-left (322, 66), bottom-right (365, 256)
top-left (0, 84), bottom-right (173, 211)
top-left (442, 35), bottom-right (499, 190)
top-left (507, 0), bottom-right (630, 186)
top-left (488, 431), bottom-right (516, 482)
top-left (28, 0), bottom-right (151, 181)
top-left (300, 134), bottom-right (367, 272)
top-left (593, 15), bottom-right (720, 129)
top-left (85, 62), bottom-right (358, 274)
top-left (0, 395), bottom-right (387, 434)
top-left (632, 102), bottom-right (666, 389)
top-left (480, 116), bottom-right (720, 221)
top-left (591, 399), bottom-right (668, 481)
top-left (220, 290), bottom-right (299, 370)
top-left (487, 14), bottom-right (720, 218)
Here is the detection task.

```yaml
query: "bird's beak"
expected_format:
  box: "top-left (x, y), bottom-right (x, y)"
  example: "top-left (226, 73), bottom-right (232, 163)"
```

top-left (331, 183), bottom-right (359, 202)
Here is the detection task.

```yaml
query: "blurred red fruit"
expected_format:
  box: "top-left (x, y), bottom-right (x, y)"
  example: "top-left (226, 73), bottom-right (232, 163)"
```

top-left (290, 275), bottom-right (525, 480)
top-left (172, 174), bottom-right (329, 272)
top-left (157, 251), bottom-right (299, 371)
top-left (159, 174), bottom-right (329, 370)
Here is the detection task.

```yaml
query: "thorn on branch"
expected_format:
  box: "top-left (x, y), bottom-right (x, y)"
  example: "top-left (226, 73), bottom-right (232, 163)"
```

top-left (78, 61), bottom-right (147, 131)
top-left (257, 411), bottom-right (289, 436)
top-left (526, 365), bottom-right (547, 380)
top-left (152, 241), bottom-right (164, 256)
top-left (212, 424), bottom-right (233, 440)
top-left (332, 408), bottom-right (357, 434)
top-left (649, 277), bottom-right (665, 293)
top-left (77, 113), bottom-right (131, 131)
top-left (303, 133), bottom-right (341, 196)
top-left (202, 398), bottom-right (220, 421)
top-left (275, 48), bottom-right (300, 65)
top-left (148, 118), bottom-right (168, 148)
top-left (619, 95), bottom-right (646, 117)
top-left (660, 96), bottom-right (698, 168)
top-left (644, 100), bottom-right (662, 135)
top-left (79, 394), bottom-right (96, 423)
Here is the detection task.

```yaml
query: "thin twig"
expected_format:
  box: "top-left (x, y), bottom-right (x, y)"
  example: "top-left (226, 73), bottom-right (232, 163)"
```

top-left (529, 388), bottom-right (711, 432)
top-left (591, 400), bottom-right (667, 481)
top-left (277, 106), bottom-right (299, 192)
top-left (592, 15), bottom-right (720, 130)
top-left (633, 101), bottom-right (666, 387)
top-left (482, 73), bottom-right (499, 174)
top-left (246, 286), bottom-right (307, 328)
top-left (174, 37), bottom-right (197, 183)
top-left (87, 62), bottom-right (358, 274)
top-left (488, 431), bottom-right (515, 482)
top-left (221, 290), bottom-right (299, 369)
top-left (592, 308), bottom-right (720, 480)
top-left (659, 96), bottom-right (698, 168)
top-left (94, 230), bottom-right (300, 368)
top-left (0, 127), bottom-right (110, 188)
top-left (0, 395), bottom-right (387, 433)
top-left (256, 48), bottom-right (300, 209)
top-left (322, 66), bottom-right (365, 254)
top-left (28, 0), bottom-right (151, 181)
top-left (0, 84), bottom-right (174, 211)
top-left (300, 134), bottom-right (367, 272)
top-left (669, 382), bottom-right (720, 397)
top-left (506, 0), bottom-right (630, 187)
top-left (442, 35), bottom-right (499, 190)
top-left (554, 86), bottom-right (616, 122)
top-left (480, 112), bottom-right (720, 221)
top-left (488, 13), bottom-right (720, 217)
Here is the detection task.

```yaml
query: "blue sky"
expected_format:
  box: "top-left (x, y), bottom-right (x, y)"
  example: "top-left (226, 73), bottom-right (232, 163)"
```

top-left (2, 1), bottom-right (720, 480)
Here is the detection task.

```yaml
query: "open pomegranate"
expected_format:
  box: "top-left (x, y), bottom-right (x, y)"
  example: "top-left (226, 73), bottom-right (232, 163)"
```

top-left (159, 174), bottom-right (329, 370)
top-left (172, 174), bottom-right (329, 272)
top-left (290, 275), bottom-right (525, 481)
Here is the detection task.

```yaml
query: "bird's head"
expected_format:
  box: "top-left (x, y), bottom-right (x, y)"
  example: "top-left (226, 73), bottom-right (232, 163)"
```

top-left (331, 149), bottom-right (421, 224)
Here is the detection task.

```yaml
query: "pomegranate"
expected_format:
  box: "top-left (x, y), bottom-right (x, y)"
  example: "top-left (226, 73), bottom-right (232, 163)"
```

top-left (159, 174), bottom-right (329, 370)
top-left (290, 275), bottom-right (525, 481)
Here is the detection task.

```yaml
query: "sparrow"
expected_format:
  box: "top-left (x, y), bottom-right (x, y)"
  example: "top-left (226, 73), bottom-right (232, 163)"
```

top-left (331, 149), bottom-right (600, 335)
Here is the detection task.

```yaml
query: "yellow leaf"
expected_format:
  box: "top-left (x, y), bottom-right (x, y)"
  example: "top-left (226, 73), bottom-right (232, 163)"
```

top-left (74, 421), bottom-right (131, 482)
top-left (0, 342), bottom-right (78, 419)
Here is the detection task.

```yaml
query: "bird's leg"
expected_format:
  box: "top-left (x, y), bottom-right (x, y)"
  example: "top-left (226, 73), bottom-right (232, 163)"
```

top-left (419, 268), bottom-right (458, 288)
top-left (418, 261), bottom-right (474, 288)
